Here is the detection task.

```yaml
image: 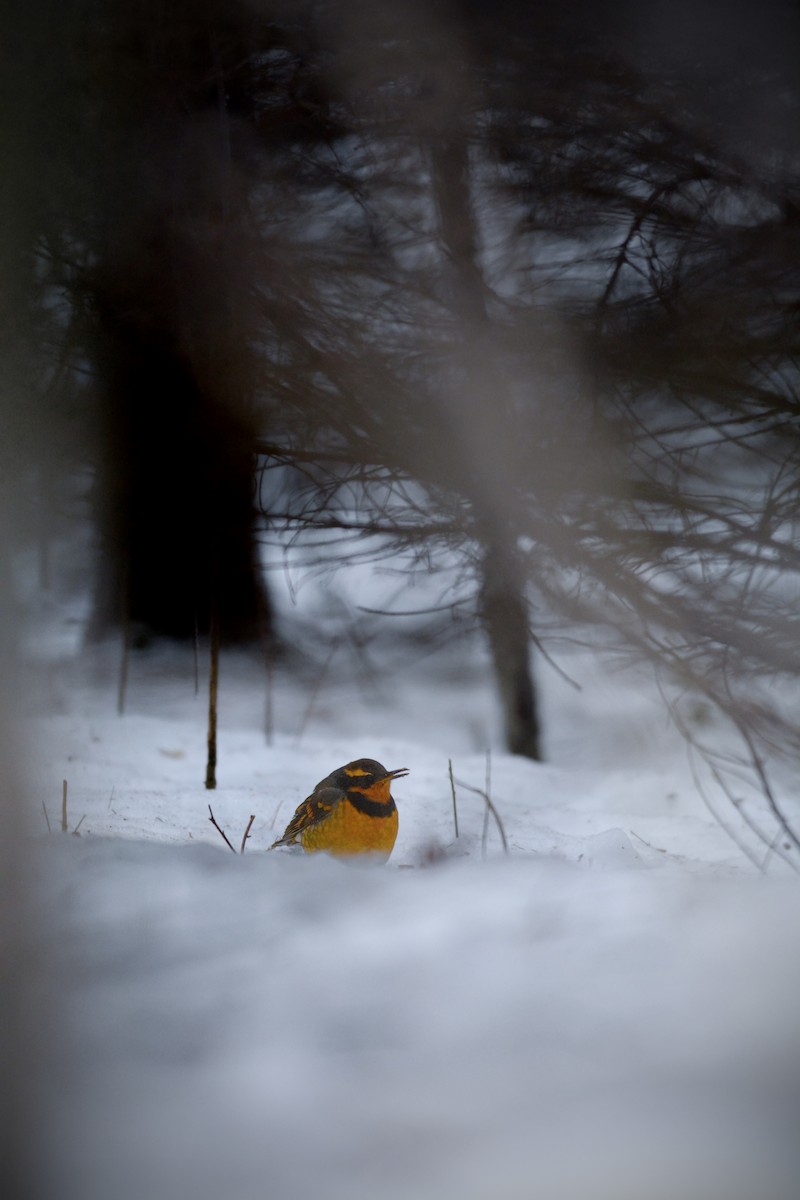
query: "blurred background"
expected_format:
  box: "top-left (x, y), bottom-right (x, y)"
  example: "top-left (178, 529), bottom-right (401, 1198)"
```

top-left (3, 1), bottom-right (800, 1197)
top-left (5, 0), bottom-right (800, 752)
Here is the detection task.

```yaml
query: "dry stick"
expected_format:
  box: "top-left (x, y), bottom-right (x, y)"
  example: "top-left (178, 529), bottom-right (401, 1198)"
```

top-left (448, 759), bottom-right (459, 838)
top-left (205, 607), bottom-right (220, 790)
top-left (41, 801), bottom-right (52, 834)
top-left (240, 814), bottom-right (256, 855)
top-left (454, 776), bottom-right (509, 855)
top-left (481, 748), bottom-right (492, 853)
top-left (630, 829), bottom-right (667, 854)
top-left (208, 804), bottom-right (237, 854)
top-left (72, 815), bottom-right (86, 836)
top-left (61, 779), bottom-right (68, 833)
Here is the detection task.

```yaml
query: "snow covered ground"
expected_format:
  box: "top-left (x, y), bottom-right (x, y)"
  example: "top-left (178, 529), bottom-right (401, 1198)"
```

top-left (18, 567), bottom-right (800, 1200)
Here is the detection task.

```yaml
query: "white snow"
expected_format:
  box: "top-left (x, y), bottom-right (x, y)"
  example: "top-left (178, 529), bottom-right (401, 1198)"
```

top-left (20, 575), bottom-right (800, 1200)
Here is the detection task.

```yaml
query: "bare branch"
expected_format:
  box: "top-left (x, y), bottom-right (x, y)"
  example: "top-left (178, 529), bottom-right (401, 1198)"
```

top-left (448, 758), bottom-right (459, 839)
top-left (455, 775), bottom-right (509, 855)
top-left (240, 814), bottom-right (256, 855)
top-left (207, 805), bottom-right (237, 854)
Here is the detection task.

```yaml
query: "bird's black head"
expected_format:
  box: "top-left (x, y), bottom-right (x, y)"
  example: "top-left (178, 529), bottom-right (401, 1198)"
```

top-left (332, 758), bottom-right (410, 791)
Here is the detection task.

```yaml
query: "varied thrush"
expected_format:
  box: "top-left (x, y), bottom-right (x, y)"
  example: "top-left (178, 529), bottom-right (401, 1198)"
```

top-left (270, 758), bottom-right (409, 862)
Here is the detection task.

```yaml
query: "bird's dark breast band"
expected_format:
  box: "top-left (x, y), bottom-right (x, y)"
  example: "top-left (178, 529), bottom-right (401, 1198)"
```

top-left (346, 792), bottom-right (397, 818)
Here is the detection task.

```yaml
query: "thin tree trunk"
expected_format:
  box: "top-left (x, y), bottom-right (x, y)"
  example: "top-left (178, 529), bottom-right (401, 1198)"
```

top-left (479, 541), bottom-right (541, 760)
top-left (429, 113), bottom-right (542, 759)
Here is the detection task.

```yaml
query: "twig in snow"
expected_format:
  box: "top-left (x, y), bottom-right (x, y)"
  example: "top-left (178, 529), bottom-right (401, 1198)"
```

top-left (205, 606), bottom-right (220, 791)
top-left (448, 758), bottom-right (459, 838)
top-left (41, 801), bottom-right (52, 834)
top-left (208, 804), bottom-right (237, 854)
top-left (61, 779), bottom-right (68, 833)
top-left (240, 814), bottom-right (256, 854)
top-left (481, 748), bottom-right (492, 853)
top-left (455, 775), bottom-right (509, 855)
top-left (630, 830), bottom-right (667, 854)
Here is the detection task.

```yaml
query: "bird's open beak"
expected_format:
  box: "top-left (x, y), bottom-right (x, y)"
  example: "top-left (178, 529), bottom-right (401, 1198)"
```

top-left (385, 767), bottom-right (410, 780)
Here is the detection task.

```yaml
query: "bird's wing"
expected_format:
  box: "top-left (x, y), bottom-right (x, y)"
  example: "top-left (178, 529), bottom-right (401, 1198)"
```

top-left (270, 787), bottom-right (341, 848)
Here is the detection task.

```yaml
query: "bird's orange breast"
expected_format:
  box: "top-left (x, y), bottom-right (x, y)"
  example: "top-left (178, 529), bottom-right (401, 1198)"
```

top-left (300, 796), bottom-right (398, 862)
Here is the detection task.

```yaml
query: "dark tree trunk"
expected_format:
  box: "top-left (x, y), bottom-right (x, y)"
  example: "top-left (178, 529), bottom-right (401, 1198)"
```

top-left (90, 318), bottom-right (270, 645)
top-left (479, 540), bottom-right (541, 760)
top-left (70, 1), bottom-right (288, 647)
top-left (429, 109), bottom-right (542, 759)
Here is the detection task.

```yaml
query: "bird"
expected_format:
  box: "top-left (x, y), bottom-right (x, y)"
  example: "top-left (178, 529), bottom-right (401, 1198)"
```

top-left (269, 758), bottom-right (409, 862)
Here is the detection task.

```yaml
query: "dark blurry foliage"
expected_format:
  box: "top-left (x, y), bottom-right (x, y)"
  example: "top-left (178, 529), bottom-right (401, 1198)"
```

top-left (7, 1), bottom-right (800, 788)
